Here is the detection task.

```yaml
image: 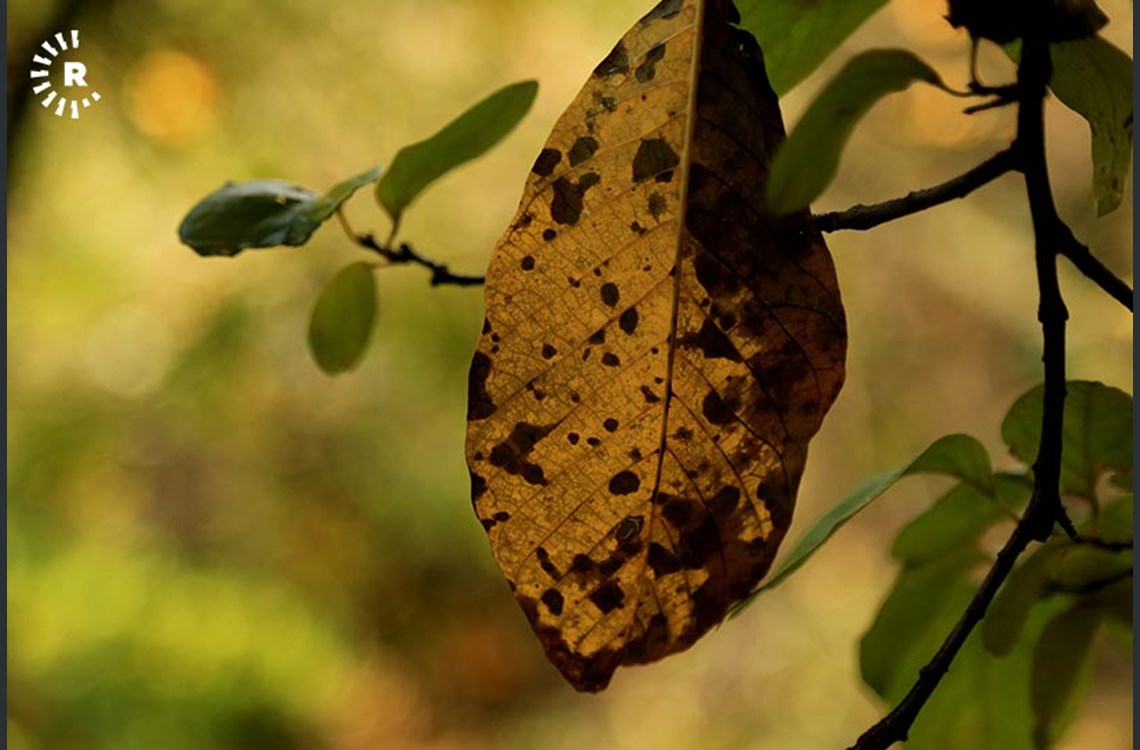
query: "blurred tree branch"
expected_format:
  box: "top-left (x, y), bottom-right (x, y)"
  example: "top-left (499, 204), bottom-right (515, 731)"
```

top-left (336, 210), bottom-right (484, 287)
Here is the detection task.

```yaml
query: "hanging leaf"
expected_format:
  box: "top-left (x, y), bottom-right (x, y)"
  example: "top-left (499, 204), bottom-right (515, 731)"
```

top-left (984, 542), bottom-right (1067, 655)
top-left (1049, 36), bottom-right (1133, 217)
top-left (308, 262), bottom-right (377, 375)
top-left (767, 49), bottom-right (948, 216)
top-left (1030, 604), bottom-right (1102, 749)
top-left (179, 168), bottom-right (381, 256)
top-left (376, 80), bottom-right (538, 224)
top-left (735, 0), bottom-right (889, 95)
top-left (465, 0), bottom-right (846, 692)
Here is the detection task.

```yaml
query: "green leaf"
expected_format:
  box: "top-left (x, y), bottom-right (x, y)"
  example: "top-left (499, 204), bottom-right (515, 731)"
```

top-left (1050, 37), bottom-right (1134, 216)
top-left (891, 483), bottom-right (1006, 564)
top-left (984, 542), bottom-right (1067, 655)
top-left (1001, 381), bottom-right (1133, 500)
top-left (1051, 545), bottom-right (1132, 590)
top-left (307, 263), bottom-right (377, 375)
top-left (179, 167), bottom-right (381, 257)
top-left (731, 434), bottom-right (991, 612)
top-left (735, 0), bottom-right (889, 95)
top-left (767, 50), bottom-right (948, 215)
top-left (1030, 604), bottom-right (1102, 749)
top-left (860, 550), bottom-right (983, 700)
top-left (376, 80), bottom-right (538, 223)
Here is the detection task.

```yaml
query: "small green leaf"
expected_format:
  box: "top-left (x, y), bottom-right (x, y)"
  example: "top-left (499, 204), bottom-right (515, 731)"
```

top-left (891, 483), bottom-right (1006, 564)
top-left (1050, 37), bottom-right (1133, 216)
top-left (860, 550), bottom-right (983, 699)
top-left (179, 167), bottom-right (381, 257)
top-left (1001, 381), bottom-right (1133, 500)
top-left (735, 0), bottom-right (889, 95)
top-left (307, 263), bottom-right (377, 375)
top-left (179, 180), bottom-right (318, 256)
top-left (984, 542), bottom-right (1067, 655)
top-left (1030, 604), bottom-right (1102, 749)
top-left (767, 49), bottom-right (948, 215)
top-left (731, 434), bottom-right (991, 611)
top-left (1051, 545), bottom-right (1133, 590)
top-left (376, 80), bottom-right (538, 223)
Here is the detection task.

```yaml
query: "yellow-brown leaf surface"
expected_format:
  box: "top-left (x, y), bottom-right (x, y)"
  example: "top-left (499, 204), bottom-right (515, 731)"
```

top-left (466, 0), bottom-right (846, 692)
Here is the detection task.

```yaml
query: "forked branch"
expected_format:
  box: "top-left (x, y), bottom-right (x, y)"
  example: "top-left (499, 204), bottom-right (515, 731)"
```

top-left (337, 210), bottom-right (485, 287)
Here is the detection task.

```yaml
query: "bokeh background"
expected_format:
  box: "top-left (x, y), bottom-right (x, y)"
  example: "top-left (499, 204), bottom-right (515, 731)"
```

top-left (7, 1), bottom-right (1133, 748)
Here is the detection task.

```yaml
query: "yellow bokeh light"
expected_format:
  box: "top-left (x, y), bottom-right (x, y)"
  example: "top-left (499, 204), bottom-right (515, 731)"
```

top-left (124, 50), bottom-right (219, 145)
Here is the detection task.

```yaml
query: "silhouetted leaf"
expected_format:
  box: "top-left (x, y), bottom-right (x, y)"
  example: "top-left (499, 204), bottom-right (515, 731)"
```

top-left (1001, 381), bottom-right (1133, 500)
top-left (466, 0), bottom-right (846, 692)
top-left (1050, 37), bottom-right (1134, 216)
top-left (767, 49), bottom-right (947, 215)
top-left (179, 167), bottom-right (381, 256)
top-left (735, 0), bottom-right (889, 95)
top-left (376, 80), bottom-right (538, 223)
top-left (1031, 604), bottom-right (1101, 748)
top-left (307, 263), bottom-right (377, 375)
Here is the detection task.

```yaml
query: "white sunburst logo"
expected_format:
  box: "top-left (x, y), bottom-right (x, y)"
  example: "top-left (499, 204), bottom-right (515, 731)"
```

top-left (30, 30), bottom-right (102, 120)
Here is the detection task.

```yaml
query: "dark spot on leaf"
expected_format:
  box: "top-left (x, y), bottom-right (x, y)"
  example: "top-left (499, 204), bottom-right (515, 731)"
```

top-left (603, 418), bottom-right (619, 432)
top-left (680, 319), bottom-right (742, 362)
top-left (593, 40), bottom-right (630, 78)
top-left (630, 221), bottom-right (647, 235)
top-left (628, 447), bottom-right (642, 460)
top-left (567, 432), bottom-right (580, 444)
top-left (569, 136), bottom-right (600, 166)
top-left (541, 589), bottom-right (564, 615)
top-left (570, 554), bottom-right (595, 573)
top-left (635, 43), bottom-right (667, 82)
top-left (662, 499), bottom-right (693, 527)
top-left (702, 390), bottom-right (738, 425)
top-left (582, 348), bottom-right (591, 361)
top-left (587, 437), bottom-right (602, 447)
top-left (648, 192), bottom-right (667, 219)
top-left (489, 422), bottom-right (554, 485)
top-left (537, 547), bottom-right (559, 577)
top-left (709, 486), bottom-right (741, 516)
top-left (655, 170), bottom-right (674, 183)
top-left (609, 470), bottom-right (640, 495)
top-left (619, 307), bottom-right (639, 334)
top-left (679, 517), bottom-right (721, 569)
top-left (467, 351), bottom-right (497, 420)
top-left (521, 255), bottom-right (536, 270)
top-left (675, 426), bottom-right (692, 440)
top-left (568, 277), bottom-right (581, 288)
top-left (632, 138), bottom-right (681, 183)
top-left (643, 0), bottom-right (682, 22)
top-left (532, 148), bottom-right (561, 176)
top-left (718, 312), bottom-right (737, 330)
top-left (542, 228), bottom-right (557, 242)
top-left (590, 329), bottom-right (606, 345)
top-left (600, 282), bottom-right (620, 307)
top-left (647, 542), bottom-right (681, 576)
top-left (470, 470), bottom-right (487, 499)
top-left (589, 581), bottom-right (625, 613)
top-left (541, 343), bottom-right (557, 359)
top-left (493, 511), bottom-right (510, 522)
top-left (601, 352), bottom-right (620, 367)
top-left (640, 385), bottom-right (661, 403)
top-left (550, 173), bottom-right (601, 225)
top-left (482, 318), bottom-right (491, 334)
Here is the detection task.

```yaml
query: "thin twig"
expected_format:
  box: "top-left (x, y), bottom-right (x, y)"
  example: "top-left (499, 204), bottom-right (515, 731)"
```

top-left (336, 209), bottom-right (485, 287)
top-left (1055, 223), bottom-right (1134, 312)
top-left (1043, 569), bottom-right (1133, 596)
top-left (1071, 535), bottom-right (1134, 552)
top-left (814, 148), bottom-right (1019, 233)
top-left (848, 28), bottom-right (1071, 750)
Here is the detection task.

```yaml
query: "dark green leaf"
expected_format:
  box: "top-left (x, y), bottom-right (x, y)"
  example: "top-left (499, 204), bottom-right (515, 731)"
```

top-left (735, 0), bottom-right (889, 95)
top-left (1090, 577), bottom-right (1132, 626)
top-left (767, 49), bottom-right (948, 215)
top-left (1030, 604), bottom-right (1102, 749)
top-left (1050, 37), bottom-right (1134, 216)
top-left (179, 168), bottom-right (381, 257)
top-left (1001, 381), bottom-right (1133, 500)
top-left (984, 543), bottom-right (1067, 655)
top-left (860, 550), bottom-right (983, 699)
top-left (731, 434), bottom-right (992, 611)
top-left (307, 263), bottom-right (377, 375)
top-left (376, 80), bottom-right (538, 223)
top-left (1051, 545), bottom-right (1132, 590)
top-left (891, 483), bottom-right (1006, 564)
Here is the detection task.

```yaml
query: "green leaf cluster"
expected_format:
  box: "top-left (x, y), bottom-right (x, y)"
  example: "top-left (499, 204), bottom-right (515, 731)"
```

top-left (177, 81), bottom-right (537, 374)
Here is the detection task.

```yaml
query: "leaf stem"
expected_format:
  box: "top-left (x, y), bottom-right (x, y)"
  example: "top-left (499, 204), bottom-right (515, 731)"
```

top-left (814, 148), bottom-right (1019, 233)
top-left (848, 28), bottom-right (1077, 750)
top-left (336, 209), bottom-right (485, 287)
